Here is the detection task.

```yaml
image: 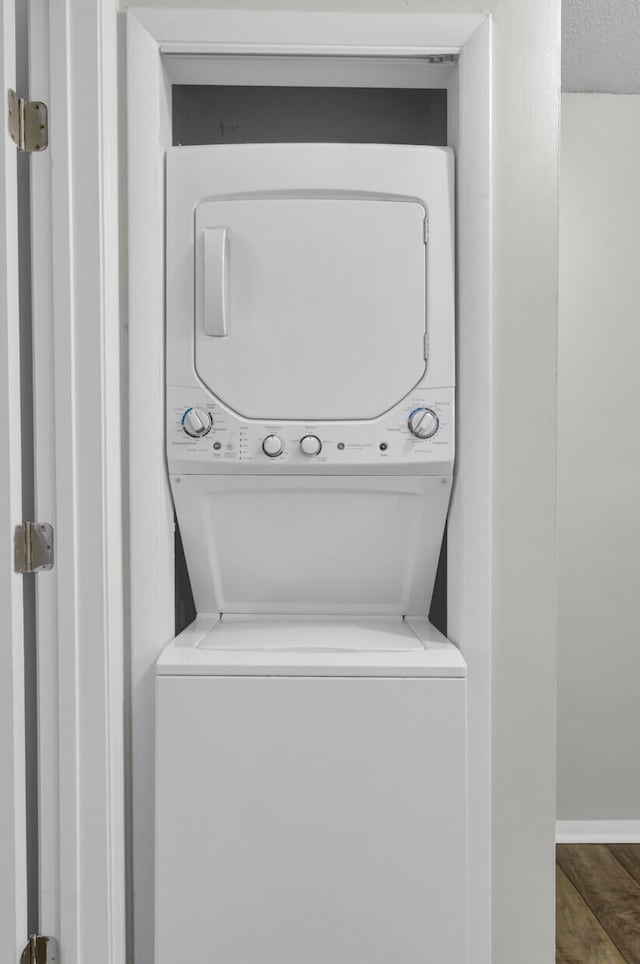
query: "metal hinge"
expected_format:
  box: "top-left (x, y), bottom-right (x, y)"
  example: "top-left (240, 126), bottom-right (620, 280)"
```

top-left (20, 936), bottom-right (58, 964)
top-left (424, 331), bottom-right (429, 361)
top-left (14, 522), bottom-right (54, 574)
top-left (423, 217), bottom-right (429, 244)
top-left (8, 89), bottom-right (48, 152)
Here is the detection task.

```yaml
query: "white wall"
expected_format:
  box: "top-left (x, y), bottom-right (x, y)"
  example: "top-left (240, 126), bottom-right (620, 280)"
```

top-left (558, 93), bottom-right (640, 822)
top-left (121, 3), bottom-right (559, 962)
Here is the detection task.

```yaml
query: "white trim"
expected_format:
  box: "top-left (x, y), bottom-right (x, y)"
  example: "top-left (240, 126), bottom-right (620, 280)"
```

top-left (556, 821), bottom-right (640, 843)
top-left (28, 0), bottom-right (58, 937)
top-left (163, 43), bottom-right (460, 56)
top-left (0, 0), bottom-right (28, 958)
top-left (447, 19), bottom-right (492, 964)
top-left (127, 11), bottom-right (491, 964)
top-left (29, 0), bottom-right (125, 960)
top-left (164, 53), bottom-right (455, 89)
top-left (131, 8), bottom-right (485, 48)
top-left (127, 16), bottom-right (175, 964)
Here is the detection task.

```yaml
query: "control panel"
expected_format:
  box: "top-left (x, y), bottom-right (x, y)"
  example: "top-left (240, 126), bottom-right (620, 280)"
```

top-left (167, 384), bottom-right (454, 475)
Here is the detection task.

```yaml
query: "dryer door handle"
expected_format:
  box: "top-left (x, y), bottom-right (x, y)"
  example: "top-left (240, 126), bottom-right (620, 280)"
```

top-left (202, 227), bottom-right (228, 337)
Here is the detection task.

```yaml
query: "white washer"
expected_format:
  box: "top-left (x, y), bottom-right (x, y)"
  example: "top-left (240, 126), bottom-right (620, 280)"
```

top-left (157, 144), bottom-right (467, 963)
top-left (157, 617), bottom-right (466, 964)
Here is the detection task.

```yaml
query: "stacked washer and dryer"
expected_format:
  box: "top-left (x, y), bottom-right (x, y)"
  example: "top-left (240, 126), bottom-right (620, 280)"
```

top-left (156, 143), bottom-right (468, 963)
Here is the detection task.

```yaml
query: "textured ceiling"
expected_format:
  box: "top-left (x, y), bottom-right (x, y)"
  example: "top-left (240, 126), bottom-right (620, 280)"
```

top-left (563, 0), bottom-right (640, 92)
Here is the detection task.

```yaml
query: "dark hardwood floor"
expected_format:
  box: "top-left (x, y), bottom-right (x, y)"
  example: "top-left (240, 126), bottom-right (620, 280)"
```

top-left (557, 844), bottom-right (640, 963)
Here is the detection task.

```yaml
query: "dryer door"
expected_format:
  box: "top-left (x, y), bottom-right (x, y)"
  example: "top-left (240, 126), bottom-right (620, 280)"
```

top-left (194, 196), bottom-right (427, 421)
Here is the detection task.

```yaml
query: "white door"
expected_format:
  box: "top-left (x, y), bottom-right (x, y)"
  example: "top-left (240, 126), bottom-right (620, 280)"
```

top-left (194, 194), bottom-right (427, 420)
top-left (0, 0), bottom-right (28, 959)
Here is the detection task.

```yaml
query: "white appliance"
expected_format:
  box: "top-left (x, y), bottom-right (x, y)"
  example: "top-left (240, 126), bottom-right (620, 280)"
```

top-left (156, 144), bottom-right (467, 963)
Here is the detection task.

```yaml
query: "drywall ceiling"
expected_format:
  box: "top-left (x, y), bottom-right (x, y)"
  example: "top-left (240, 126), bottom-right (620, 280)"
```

top-left (563, 0), bottom-right (640, 92)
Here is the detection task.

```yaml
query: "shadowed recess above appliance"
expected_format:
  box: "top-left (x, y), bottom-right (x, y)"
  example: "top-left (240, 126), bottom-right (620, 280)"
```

top-left (172, 85), bottom-right (447, 146)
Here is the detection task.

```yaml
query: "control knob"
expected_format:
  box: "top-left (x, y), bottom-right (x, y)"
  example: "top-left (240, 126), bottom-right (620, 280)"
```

top-left (263, 435), bottom-right (284, 458)
top-left (300, 435), bottom-right (322, 456)
top-left (182, 407), bottom-right (212, 438)
top-left (408, 407), bottom-right (439, 439)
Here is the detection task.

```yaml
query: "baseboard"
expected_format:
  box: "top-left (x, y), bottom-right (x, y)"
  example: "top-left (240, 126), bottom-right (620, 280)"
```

top-left (556, 820), bottom-right (640, 843)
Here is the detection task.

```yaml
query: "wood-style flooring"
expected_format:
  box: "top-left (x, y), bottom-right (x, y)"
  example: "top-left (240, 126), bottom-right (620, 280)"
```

top-left (557, 844), bottom-right (640, 963)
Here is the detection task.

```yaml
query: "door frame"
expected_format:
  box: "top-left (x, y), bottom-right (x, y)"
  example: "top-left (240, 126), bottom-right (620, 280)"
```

top-left (28, 0), bottom-right (125, 961)
top-left (127, 10), bottom-right (491, 964)
top-left (0, 0), bottom-right (27, 958)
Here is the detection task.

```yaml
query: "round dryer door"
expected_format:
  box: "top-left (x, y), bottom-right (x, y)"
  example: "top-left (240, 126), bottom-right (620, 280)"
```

top-left (194, 196), bottom-right (427, 422)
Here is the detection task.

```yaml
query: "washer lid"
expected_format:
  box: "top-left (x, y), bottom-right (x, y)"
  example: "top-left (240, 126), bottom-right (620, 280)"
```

top-left (194, 195), bottom-right (427, 421)
top-left (200, 616), bottom-right (424, 652)
top-left (156, 615), bottom-right (467, 678)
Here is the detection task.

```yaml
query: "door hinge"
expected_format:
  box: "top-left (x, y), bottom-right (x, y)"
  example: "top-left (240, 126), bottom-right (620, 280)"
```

top-left (20, 936), bottom-right (58, 964)
top-left (424, 332), bottom-right (429, 361)
top-left (423, 217), bottom-right (429, 244)
top-left (8, 89), bottom-right (48, 152)
top-left (14, 522), bottom-right (54, 574)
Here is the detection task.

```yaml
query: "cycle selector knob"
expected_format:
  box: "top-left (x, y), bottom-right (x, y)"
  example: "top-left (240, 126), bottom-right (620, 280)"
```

top-left (263, 435), bottom-right (284, 458)
top-left (300, 435), bottom-right (322, 456)
top-left (182, 407), bottom-right (212, 438)
top-left (408, 407), bottom-right (439, 439)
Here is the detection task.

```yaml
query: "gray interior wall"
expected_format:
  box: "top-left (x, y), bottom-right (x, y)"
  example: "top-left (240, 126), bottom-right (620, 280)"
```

top-left (559, 2), bottom-right (640, 825)
top-left (562, 0), bottom-right (640, 93)
top-left (557, 93), bottom-right (640, 821)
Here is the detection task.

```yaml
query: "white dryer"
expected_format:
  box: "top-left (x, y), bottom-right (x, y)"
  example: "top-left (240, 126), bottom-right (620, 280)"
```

top-left (157, 144), bottom-right (467, 964)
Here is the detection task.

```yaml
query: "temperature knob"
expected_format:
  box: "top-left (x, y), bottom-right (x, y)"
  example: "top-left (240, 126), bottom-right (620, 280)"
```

top-left (262, 435), bottom-right (284, 458)
top-left (182, 407), bottom-right (212, 438)
top-left (408, 407), bottom-right (439, 439)
top-left (300, 435), bottom-right (322, 456)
